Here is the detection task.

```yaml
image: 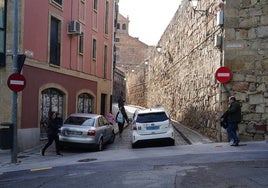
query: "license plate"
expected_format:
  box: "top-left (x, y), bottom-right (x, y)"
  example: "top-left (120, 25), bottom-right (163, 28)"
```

top-left (66, 130), bottom-right (82, 135)
top-left (146, 126), bottom-right (159, 130)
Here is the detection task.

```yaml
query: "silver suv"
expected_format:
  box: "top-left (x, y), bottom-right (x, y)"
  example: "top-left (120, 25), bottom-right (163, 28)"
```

top-left (131, 107), bottom-right (175, 148)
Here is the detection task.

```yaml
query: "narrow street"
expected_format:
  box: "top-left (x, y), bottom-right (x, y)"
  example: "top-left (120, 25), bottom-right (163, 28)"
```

top-left (107, 104), bottom-right (211, 151)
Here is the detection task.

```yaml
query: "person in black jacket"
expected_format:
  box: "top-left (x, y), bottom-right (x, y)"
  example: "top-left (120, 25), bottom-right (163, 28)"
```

top-left (221, 96), bottom-right (242, 146)
top-left (42, 111), bottom-right (62, 156)
top-left (115, 106), bottom-right (129, 138)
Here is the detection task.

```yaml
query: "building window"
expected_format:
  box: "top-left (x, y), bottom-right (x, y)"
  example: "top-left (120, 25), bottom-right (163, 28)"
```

top-left (104, 1), bottom-right (109, 35)
top-left (93, 0), bottom-right (98, 11)
top-left (0, 0), bottom-right (6, 66)
top-left (103, 45), bottom-right (108, 79)
top-left (79, 32), bottom-right (84, 54)
top-left (93, 0), bottom-right (98, 29)
top-left (50, 0), bottom-right (63, 8)
top-left (115, 55), bottom-right (119, 61)
top-left (115, 46), bottom-right (119, 51)
top-left (49, 17), bottom-right (61, 66)
top-left (53, 0), bottom-right (62, 6)
top-left (122, 24), bottom-right (126, 30)
top-left (92, 38), bottom-right (97, 60)
top-left (78, 93), bottom-right (93, 113)
top-left (117, 23), bottom-right (120, 29)
top-left (114, 38), bottom-right (120, 42)
top-left (79, 0), bottom-right (86, 22)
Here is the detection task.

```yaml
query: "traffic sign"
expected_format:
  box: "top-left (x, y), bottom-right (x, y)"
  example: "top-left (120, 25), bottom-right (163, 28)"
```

top-left (215, 66), bottom-right (232, 83)
top-left (7, 73), bottom-right (26, 92)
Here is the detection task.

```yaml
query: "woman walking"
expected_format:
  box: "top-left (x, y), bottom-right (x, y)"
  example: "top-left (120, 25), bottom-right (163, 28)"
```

top-left (115, 106), bottom-right (129, 138)
top-left (42, 111), bottom-right (62, 156)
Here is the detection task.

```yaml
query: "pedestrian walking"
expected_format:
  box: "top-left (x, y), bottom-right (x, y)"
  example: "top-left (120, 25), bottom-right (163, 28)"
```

top-left (221, 96), bottom-right (242, 146)
top-left (106, 111), bottom-right (115, 125)
top-left (42, 111), bottom-right (62, 156)
top-left (118, 92), bottom-right (125, 108)
top-left (115, 106), bottom-right (129, 138)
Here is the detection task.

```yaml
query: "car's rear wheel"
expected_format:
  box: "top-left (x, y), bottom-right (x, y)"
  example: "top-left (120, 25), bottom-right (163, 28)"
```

top-left (131, 143), bottom-right (137, 148)
top-left (170, 139), bottom-right (175, 146)
top-left (109, 132), bottom-right (115, 144)
top-left (96, 138), bottom-right (103, 151)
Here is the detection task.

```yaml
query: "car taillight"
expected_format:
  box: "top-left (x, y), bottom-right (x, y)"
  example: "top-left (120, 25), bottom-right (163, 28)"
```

top-left (88, 130), bottom-right (96, 136)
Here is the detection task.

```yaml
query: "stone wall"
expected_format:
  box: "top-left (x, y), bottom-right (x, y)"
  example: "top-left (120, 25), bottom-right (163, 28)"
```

top-left (126, 0), bottom-right (268, 141)
top-left (223, 0), bottom-right (268, 139)
top-left (126, 64), bottom-right (148, 108)
top-left (146, 0), bottom-right (223, 141)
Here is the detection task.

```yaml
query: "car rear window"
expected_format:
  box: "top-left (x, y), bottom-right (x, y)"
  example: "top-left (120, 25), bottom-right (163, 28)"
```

top-left (64, 116), bottom-right (95, 126)
top-left (136, 112), bottom-right (168, 123)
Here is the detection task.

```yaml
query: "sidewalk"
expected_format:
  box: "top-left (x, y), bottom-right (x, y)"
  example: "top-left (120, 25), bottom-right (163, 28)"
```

top-left (1, 139), bottom-right (267, 174)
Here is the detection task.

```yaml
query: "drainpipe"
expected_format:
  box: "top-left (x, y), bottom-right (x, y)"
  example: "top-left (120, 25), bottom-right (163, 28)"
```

top-left (11, 0), bottom-right (19, 163)
top-left (218, 26), bottom-right (224, 142)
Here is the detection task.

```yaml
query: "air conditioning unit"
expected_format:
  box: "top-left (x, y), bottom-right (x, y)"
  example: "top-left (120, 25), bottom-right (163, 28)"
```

top-left (67, 20), bottom-right (82, 35)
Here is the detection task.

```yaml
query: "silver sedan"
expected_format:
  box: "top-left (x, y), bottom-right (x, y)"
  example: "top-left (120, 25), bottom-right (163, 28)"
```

top-left (59, 113), bottom-right (115, 151)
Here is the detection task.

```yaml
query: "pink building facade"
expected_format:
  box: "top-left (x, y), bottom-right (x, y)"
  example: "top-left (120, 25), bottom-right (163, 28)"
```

top-left (0, 0), bottom-right (118, 150)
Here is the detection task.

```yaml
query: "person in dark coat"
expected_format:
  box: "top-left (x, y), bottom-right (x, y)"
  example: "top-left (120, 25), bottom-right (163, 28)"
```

top-left (221, 96), bottom-right (242, 146)
top-left (115, 106), bottom-right (129, 138)
top-left (42, 111), bottom-right (62, 156)
top-left (118, 95), bottom-right (125, 108)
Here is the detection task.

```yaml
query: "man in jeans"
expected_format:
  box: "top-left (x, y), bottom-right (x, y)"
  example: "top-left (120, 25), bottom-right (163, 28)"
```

top-left (221, 96), bottom-right (242, 146)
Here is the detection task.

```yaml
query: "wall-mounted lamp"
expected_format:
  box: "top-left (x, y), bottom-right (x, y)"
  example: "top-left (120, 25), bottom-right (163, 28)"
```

top-left (189, 0), bottom-right (209, 17)
top-left (156, 46), bottom-right (162, 52)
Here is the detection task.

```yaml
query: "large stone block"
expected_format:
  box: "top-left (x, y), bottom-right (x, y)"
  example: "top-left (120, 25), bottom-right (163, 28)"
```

top-left (256, 104), bottom-right (265, 113)
top-left (245, 75), bottom-right (256, 82)
top-left (226, 0), bottom-right (240, 8)
top-left (249, 94), bottom-right (264, 104)
top-left (236, 29), bottom-right (248, 39)
top-left (241, 0), bottom-right (251, 7)
top-left (225, 17), bottom-right (240, 28)
top-left (240, 17), bottom-right (259, 28)
top-left (248, 28), bottom-right (257, 39)
top-left (232, 82), bottom-right (249, 91)
top-left (260, 15), bottom-right (268, 25)
top-left (257, 26), bottom-right (268, 37)
top-left (243, 113), bottom-right (262, 121)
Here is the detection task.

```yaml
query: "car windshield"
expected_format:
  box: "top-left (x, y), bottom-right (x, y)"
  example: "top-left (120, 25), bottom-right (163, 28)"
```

top-left (64, 116), bottom-right (95, 126)
top-left (136, 112), bottom-right (168, 123)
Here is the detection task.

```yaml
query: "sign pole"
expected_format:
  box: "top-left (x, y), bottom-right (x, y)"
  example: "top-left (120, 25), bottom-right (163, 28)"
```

top-left (11, 0), bottom-right (18, 163)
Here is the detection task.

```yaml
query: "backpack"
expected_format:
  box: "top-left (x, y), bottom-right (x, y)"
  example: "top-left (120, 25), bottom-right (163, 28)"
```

top-left (117, 111), bottom-right (124, 123)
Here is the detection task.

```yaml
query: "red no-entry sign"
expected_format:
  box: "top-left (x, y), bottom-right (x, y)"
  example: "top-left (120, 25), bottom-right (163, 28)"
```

top-left (215, 67), bottom-right (232, 83)
top-left (7, 73), bottom-right (26, 92)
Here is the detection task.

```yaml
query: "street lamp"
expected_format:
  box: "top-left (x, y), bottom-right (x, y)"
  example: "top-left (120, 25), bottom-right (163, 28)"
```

top-left (156, 46), bottom-right (162, 53)
top-left (188, 0), bottom-right (209, 17)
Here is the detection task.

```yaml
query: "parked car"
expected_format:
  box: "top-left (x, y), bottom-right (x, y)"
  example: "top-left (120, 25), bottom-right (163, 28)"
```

top-left (131, 107), bottom-right (175, 148)
top-left (59, 113), bottom-right (115, 151)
